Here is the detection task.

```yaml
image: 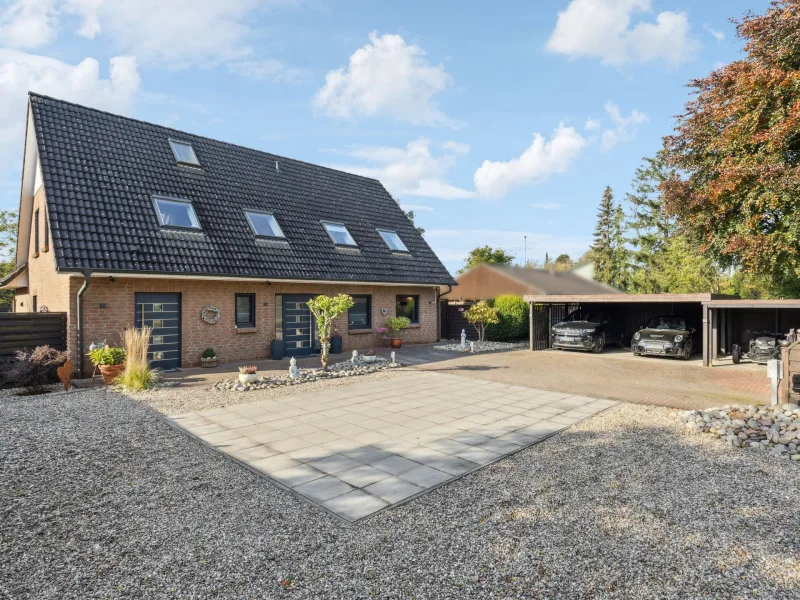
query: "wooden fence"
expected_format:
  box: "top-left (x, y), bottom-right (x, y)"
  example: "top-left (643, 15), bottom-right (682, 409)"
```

top-left (0, 312), bottom-right (68, 359)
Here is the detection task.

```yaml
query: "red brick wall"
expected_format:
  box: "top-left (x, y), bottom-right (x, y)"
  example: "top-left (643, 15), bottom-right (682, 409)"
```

top-left (75, 277), bottom-right (439, 372)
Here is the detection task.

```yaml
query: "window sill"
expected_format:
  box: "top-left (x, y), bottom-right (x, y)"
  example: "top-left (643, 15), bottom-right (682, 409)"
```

top-left (348, 329), bottom-right (374, 335)
top-left (235, 327), bottom-right (257, 334)
top-left (407, 323), bottom-right (420, 329)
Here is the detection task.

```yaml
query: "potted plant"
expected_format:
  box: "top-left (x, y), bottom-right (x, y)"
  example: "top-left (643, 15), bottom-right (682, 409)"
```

top-left (385, 316), bottom-right (411, 349)
top-left (330, 326), bottom-right (343, 355)
top-left (238, 365), bottom-right (258, 384)
top-left (88, 346), bottom-right (127, 384)
top-left (270, 335), bottom-right (285, 361)
top-left (376, 326), bottom-right (390, 348)
top-left (200, 347), bottom-right (217, 368)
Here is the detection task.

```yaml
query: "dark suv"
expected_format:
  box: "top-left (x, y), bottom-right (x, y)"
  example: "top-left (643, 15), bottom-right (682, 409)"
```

top-left (550, 309), bottom-right (624, 353)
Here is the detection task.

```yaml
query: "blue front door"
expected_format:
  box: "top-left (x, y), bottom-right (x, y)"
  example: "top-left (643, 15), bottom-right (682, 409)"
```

top-left (283, 294), bottom-right (316, 357)
top-left (134, 292), bottom-right (181, 369)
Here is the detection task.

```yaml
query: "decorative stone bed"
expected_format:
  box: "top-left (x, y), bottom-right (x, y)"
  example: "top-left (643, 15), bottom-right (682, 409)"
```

top-left (684, 403), bottom-right (800, 461)
top-left (211, 356), bottom-right (401, 392)
top-left (433, 341), bottom-right (527, 353)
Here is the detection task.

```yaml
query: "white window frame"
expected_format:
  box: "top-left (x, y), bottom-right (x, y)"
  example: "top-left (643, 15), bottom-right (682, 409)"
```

top-left (151, 196), bottom-right (201, 230)
top-left (321, 221), bottom-right (357, 247)
top-left (244, 210), bottom-right (285, 239)
top-left (168, 138), bottom-right (200, 166)
top-left (377, 229), bottom-right (409, 252)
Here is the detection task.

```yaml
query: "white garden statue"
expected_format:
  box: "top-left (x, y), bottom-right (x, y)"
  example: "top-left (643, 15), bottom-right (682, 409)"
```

top-left (289, 356), bottom-right (301, 379)
top-left (460, 329), bottom-right (467, 350)
top-left (351, 350), bottom-right (359, 364)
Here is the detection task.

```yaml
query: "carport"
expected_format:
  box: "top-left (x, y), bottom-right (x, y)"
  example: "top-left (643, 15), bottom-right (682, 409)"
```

top-left (704, 299), bottom-right (800, 366)
top-left (524, 293), bottom-right (736, 367)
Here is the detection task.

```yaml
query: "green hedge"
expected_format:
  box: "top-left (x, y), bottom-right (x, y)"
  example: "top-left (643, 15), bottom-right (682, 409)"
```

top-left (485, 295), bottom-right (529, 341)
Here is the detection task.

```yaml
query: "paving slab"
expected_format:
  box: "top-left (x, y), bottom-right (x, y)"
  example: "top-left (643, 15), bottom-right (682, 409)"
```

top-left (170, 371), bottom-right (615, 522)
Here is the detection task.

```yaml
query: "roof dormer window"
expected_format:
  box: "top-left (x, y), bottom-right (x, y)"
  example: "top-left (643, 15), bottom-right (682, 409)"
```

top-left (245, 210), bottom-right (285, 238)
top-left (152, 196), bottom-right (201, 230)
top-left (169, 139), bottom-right (200, 166)
top-left (377, 229), bottom-right (409, 252)
top-left (322, 221), bottom-right (357, 247)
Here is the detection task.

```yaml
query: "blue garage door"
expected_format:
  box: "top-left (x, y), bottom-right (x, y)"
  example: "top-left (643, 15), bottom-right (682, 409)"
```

top-left (283, 294), bottom-right (317, 357)
top-left (134, 292), bottom-right (181, 369)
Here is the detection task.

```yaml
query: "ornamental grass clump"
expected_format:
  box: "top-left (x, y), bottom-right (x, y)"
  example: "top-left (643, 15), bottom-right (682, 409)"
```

top-left (118, 326), bottom-right (160, 391)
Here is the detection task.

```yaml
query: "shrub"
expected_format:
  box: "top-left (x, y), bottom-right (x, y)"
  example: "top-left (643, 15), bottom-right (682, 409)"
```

top-left (3, 345), bottom-right (68, 394)
top-left (485, 295), bottom-right (529, 342)
top-left (88, 346), bottom-right (126, 366)
top-left (385, 316), bottom-right (411, 337)
top-left (202, 347), bottom-right (216, 359)
top-left (119, 327), bottom-right (159, 391)
top-left (239, 365), bottom-right (258, 374)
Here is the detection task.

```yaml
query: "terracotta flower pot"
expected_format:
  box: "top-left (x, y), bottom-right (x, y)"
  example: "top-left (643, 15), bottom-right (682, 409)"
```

top-left (391, 338), bottom-right (403, 349)
top-left (99, 363), bottom-right (125, 385)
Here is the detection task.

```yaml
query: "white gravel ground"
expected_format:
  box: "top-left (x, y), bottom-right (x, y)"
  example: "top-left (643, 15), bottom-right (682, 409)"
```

top-left (2, 384), bottom-right (799, 599)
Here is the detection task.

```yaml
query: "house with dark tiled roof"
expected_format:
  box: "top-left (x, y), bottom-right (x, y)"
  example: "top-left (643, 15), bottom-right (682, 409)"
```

top-left (3, 93), bottom-right (456, 373)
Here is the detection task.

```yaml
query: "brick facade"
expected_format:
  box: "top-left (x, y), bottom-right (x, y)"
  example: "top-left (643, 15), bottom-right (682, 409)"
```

top-left (16, 187), bottom-right (442, 375)
top-left (74, 279), bottom-right (437, 373)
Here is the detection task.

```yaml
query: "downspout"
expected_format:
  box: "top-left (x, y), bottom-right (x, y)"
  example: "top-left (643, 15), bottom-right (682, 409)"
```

top-left (76, 270), bottom-right (91, 377)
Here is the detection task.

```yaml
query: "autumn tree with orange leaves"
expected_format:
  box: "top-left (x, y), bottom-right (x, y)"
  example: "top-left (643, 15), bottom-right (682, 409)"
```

top-left (662, 0), bottom-right (800, 296)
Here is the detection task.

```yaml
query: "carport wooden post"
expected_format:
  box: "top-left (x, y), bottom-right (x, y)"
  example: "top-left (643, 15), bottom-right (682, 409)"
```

top-left (529, 301), bottom-right (534, 351)
top-left (711, 307), bottom-right (719, 364)
top-left (702, 305), bottom-right (711, 367)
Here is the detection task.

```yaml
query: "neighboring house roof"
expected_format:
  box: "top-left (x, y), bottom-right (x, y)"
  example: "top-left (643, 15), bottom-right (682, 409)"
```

top-left (26, 93), bottom-right (455, 285)
top-left (442, 263), bottom-right (622, 300)
top-left (0, 264), bottom-right (28, 289)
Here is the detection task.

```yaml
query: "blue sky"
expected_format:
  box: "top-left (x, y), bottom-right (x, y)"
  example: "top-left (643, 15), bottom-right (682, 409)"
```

top-left (0, 0), bottom-right (770, 273)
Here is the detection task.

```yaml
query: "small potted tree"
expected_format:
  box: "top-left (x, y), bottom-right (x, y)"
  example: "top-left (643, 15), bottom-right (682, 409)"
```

top-left (200, 347), bottom-right (217, 368)
top-left (238, 365), bottom-right (258, 384)
top-left (464, 300), bottom-right (499, 342)
top-left (88, 346), bottom-right (127, 384)
top-left (385, 316), bottom-right (411, 348)
top-left (270, 334), bottom-right (285, 361)
top-left (306, 293), bottom-right (354, 371)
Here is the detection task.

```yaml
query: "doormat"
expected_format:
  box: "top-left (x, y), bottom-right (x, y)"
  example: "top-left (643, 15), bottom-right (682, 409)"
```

top-left (161, 367), bottom-right (182, 373)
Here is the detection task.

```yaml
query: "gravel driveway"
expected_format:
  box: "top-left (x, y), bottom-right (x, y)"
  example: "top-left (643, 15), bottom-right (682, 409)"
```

top-left (2, 387), bottom-right (799, 599)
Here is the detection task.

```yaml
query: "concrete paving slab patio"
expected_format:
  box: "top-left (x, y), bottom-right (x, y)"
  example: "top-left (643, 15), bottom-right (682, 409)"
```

top-left (167, 372), bottom-right (615, 522)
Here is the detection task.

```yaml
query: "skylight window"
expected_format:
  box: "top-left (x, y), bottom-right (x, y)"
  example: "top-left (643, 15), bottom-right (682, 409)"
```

top-left (152, 196), bottom-right (201, 229)
top-left (169, 139), bottom-right (200, 166)
top-left (245, 210), bottom-right (285, 238)
top-left (322, 221), bottom-right (357, 246)
top-left (377, 229), bottom-right (409, 252)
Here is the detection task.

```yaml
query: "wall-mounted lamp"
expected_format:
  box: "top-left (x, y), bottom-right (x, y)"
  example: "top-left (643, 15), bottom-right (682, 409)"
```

top-left (109, 276), bottom-right (116, 283)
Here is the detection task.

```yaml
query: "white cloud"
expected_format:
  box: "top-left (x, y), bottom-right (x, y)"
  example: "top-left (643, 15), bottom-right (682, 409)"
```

top-left (314, 31), bottom-right (456, 126)
top-left (703, 23), bottom-right (724, 41)
top-left (473, 124), bottom-right (587, 199)
top-left (329, 138), bottom-right (473, 199)
top-left (600, 101), bottom-right (648, 151)
top-left (546, 0), bottom-right (699, 68)
top-left (0, 0), bottom-right (58, 49)
top-left (2, 0), bottom-right (297, 69)
top-left (0, 49), bottom-right (139, 160)
top-left (584, 117), bottom-right (601, 131)
top-left (530, 201), bottom-right (561, 210)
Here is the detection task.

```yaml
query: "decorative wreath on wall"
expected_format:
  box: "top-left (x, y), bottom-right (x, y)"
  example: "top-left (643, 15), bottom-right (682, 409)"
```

top-left (201, 305), bottom-right (221, 324)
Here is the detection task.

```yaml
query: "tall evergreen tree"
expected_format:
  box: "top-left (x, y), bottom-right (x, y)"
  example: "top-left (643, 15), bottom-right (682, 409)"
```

top-left (592, 187), bottom-right (628, 288)
top-left (625, 151), bottom-right (676, 286)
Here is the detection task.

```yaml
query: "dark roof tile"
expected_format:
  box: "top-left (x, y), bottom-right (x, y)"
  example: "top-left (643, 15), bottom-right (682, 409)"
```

top-left (30, 93), bottom-right (455, 285)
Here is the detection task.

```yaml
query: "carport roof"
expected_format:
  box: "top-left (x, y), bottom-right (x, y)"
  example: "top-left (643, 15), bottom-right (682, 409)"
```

top-left (703, 299), bottom-right (800, 308)
top-left (523, 293), bottom-right (737, 304)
